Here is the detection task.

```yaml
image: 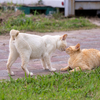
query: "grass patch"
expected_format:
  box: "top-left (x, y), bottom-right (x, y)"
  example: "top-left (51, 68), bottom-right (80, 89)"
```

top-left (0, 11), bottom-right (98, 34)
top-left (0, 67), bottom-right (100, 100)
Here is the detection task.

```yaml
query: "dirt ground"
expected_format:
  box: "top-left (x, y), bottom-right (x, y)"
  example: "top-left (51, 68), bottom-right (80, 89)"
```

top-left (0, 28), bottom-right (100, 80)
top-left (88, 17), bottom-right (100, 26)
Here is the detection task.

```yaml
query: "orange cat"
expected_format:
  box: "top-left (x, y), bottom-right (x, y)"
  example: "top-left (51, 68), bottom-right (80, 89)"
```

top-left (60, 43), bottom-right (100, 72)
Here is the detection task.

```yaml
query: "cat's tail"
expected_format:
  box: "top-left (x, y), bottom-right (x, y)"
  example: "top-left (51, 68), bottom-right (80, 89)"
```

top-left (10, 29), bottom-right (19, 40)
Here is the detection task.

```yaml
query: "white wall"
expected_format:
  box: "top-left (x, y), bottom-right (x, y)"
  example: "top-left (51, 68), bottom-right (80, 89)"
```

top-left (43, 0), bottom-right (64, 8)
top-left (0, 0), bottom-right (64, 8)
top-left (0, 0), bottom-right (38, 4)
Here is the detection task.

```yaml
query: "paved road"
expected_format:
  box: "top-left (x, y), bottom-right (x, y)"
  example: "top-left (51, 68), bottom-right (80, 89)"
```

top-left (0, 29), bottom-right (100, 80)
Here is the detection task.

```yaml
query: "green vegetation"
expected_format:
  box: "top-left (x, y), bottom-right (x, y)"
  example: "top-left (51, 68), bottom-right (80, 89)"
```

top-left (0, 67), bottom-right (100, 100)
top-left (0, 11), bottom-right (98, 34)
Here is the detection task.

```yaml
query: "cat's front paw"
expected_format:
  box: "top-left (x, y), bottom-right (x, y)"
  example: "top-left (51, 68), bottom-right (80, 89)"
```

top-left (60, 68), bottom-right (65, 71)
top-left (49, 68), bottom-right (56, 71)
top-left (44, 67), bottom-right (49, 70)
top-left (43, 66), bottom-right (49, 70)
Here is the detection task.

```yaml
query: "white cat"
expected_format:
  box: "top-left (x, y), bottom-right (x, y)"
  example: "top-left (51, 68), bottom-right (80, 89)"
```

top-left (7, 29), bottom-right (67, 76)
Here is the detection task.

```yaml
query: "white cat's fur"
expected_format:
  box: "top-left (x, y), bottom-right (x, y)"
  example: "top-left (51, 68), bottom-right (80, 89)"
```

top-left (7, 29), bottom-right (67, 76)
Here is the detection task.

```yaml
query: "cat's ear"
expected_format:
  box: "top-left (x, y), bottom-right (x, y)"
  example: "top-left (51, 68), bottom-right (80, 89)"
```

top-left (61, 34), bottom-right (67, 40)
top-left (75, 43), bottom-right (80, 50)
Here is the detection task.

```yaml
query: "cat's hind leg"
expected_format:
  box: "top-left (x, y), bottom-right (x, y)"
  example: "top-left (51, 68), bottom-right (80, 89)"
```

top-left (70, 67), bottom-right (80, 72)
top-left (20, 52), bottom-right (33, 76)
top-left (60, 66), bottom-right (70, 71)
top-left (70, 66), bottom-right (91, 72)
top-left (7, 45), bottom-right (19, 76)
